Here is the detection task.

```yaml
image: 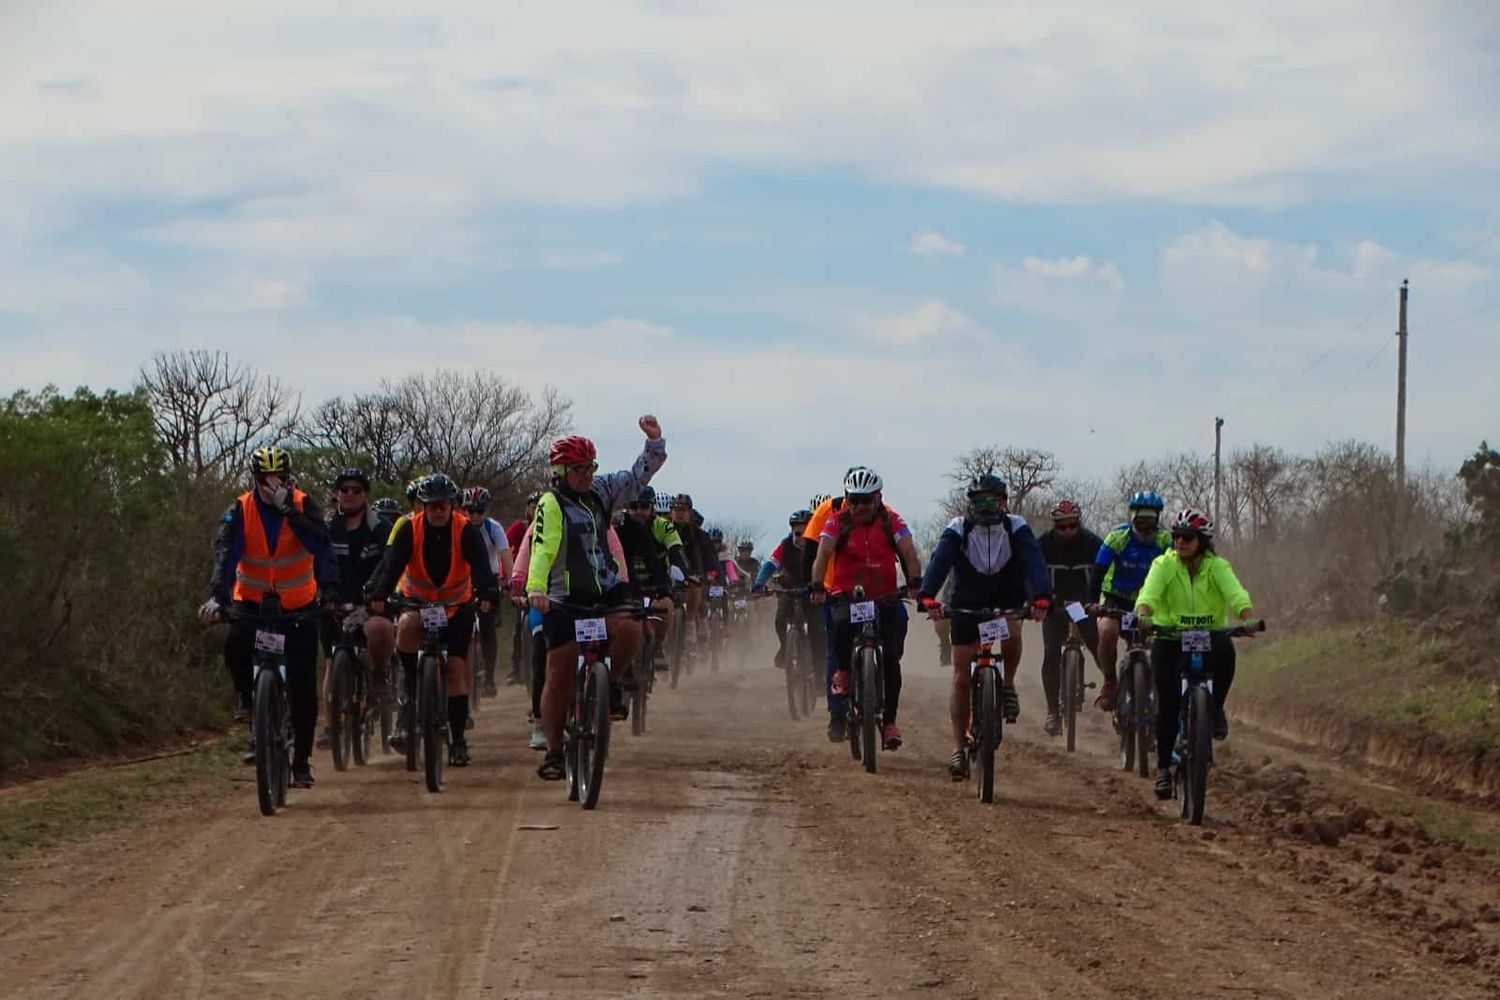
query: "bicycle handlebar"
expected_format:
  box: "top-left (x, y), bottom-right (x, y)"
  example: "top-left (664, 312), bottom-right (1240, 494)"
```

top-left (943, 604), bottom-right (1031, 619)
top-left (1147, 620), bottom-right (1267, 637)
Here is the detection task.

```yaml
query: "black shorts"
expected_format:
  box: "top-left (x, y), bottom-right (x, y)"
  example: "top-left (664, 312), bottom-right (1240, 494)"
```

top-left (950, 611), bottom-right (1020, 646)
top-left (542, 583), bottom-right (636, 648)
top-left (1101, 592), bottom-right (1135, 614)
top-left (404, 606), bottom-right (478, 659)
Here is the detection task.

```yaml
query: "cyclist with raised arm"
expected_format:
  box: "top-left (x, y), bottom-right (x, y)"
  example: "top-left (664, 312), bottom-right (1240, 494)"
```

top-left (917, 474), bottom-right (1050, 779)
top-left (1037, 499), bottom-right (1105, 737)
top-left (809, 467), bottom-right (923, 750)
top-left (753, 509), bottom-right (826, 670)
top-left (364, 474), bottom-right (500, 767)
top-left (1092, 490), bottom-right (1171, 710)
top-left (1136, 509), bottom-right (1257, 799)
top-left (198, 447), bottom-right (336, 786)
top-left (462, 486), bottom-right (516, 697)
top-left (528, 419), bottom-right (667, 782)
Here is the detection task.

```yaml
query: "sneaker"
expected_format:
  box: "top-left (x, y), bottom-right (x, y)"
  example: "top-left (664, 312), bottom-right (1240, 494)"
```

top-left (292, 761), bottom-right (315, 788)
top-left (1213, 707), bottom-right (1229, 741)
top-left (881, 723), bottom-right (903, 751)
top-left (831, 670), bottom-right (851, 696)
top-left (241, 737), bottom-right (256, 766)
top-left (316, 726), bottom-right (332, 750)
top-left (449, 741), bottom-right (471, 767)
top-left (529, 724), bottom-right (547, 751)
top-left (1154, 767), bottom-right (1173, 800)
top-left (826, 716), bottom-right (848, 743)
top-left (1095, 677), bottom-right (1118, 712)
top-left (948, 748), bottom-right (969, 780)
top-left (483, 680), bottom-right (499, 698)
top-left (1043, 712), bottom-right (1062, 737)
top-left (1002, 684), bottom-right (1020, 723)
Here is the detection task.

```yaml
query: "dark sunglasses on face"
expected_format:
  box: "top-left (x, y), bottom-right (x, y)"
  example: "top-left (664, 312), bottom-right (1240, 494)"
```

top-left (847, 496), bottom-right (877, 507)
top-left (568, 462), bottom-right (599, 474)
top-left (1055, 520), bottom-right (1080, 530)
top-left (1172, 530), bottom-right (1201, 542)
top-left (1133, 517), bottom-right (1159, 529)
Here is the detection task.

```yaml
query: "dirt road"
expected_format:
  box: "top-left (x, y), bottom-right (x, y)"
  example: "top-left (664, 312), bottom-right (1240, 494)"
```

top-left (2, 625), bottom-right (1498, 998)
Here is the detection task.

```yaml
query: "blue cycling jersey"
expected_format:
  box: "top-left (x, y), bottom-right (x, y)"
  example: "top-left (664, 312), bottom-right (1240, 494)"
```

top-left (1094, 524), bottom-right (1172, 599)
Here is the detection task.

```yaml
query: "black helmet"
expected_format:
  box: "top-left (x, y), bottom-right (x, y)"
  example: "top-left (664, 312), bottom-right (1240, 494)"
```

top-left (789, 508), bottom-right (813, 526)
top-left (416, 473), bottom-right (460, 503)
top-left (334, 467), bottom-right (369, 490)
top-left (967, 473), bottom-right (1008, 498)
top-left (372, 497), bottom-right (401, 516)
top-left (672, 492), bottom-right (694, 509)
top-left (635, 485), bottom-right (657, 507)
top-left (525, 490), bottom-right (541, 507)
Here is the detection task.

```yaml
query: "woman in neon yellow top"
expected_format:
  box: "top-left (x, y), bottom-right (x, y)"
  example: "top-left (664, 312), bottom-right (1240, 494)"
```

top-left (1136, 508), bottom-right (1258, 799)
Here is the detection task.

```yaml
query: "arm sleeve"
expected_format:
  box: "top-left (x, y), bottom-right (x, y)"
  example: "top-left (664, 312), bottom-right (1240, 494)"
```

top-left (510, 532), bottom-right (532, 593)
top-left (918, 529), bottom-right (960, 599)
top-left (462, 523), bottom-right (501, 596)
top-left (754, 554), bottom-right (779, 589)
top-left (607, 527), bottom-right (628, 582)
top-left (593, 438), bottom-right (668, 514)
top-left (207, 503), bottom-right (242, 604)
top-left (1015, 524), bottom-right (1052, 599)
top-left (1135, 556), bottom-right (1167, 614)
top-left (526, 493), bottom-right (564, 594)
top-left (1213, 557), bottom-right (1254, 618)
top-left (364, 519), bottom-right (414, 598)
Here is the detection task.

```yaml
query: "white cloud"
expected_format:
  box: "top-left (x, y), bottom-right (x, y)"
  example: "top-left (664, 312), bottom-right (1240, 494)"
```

top-left (538, 251), bottom-right (624, 269)
top-left (1021, 254), bottom-right (1125, 291)
top-left (870, 299), bottom-right (978, 344)
top-left (1163, 220), bottom-right (1273, 273)
top-left (908, 230), bottom-right (966, 257)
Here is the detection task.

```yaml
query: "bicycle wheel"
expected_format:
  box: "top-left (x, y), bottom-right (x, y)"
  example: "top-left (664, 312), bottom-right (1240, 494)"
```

top-left (858, 648), bottom-right (880, 774)
top-left (330, 649), bottom-right (354, 772)
top-left (468, 632), bottom-right (482, 712)
top-left (784, 638), bottom-right (801, 721)
top-left (1118, 660), bottom-right (1136, 772)
top-left (275, 697), bottom-right (291, 808)
top-left (253, 667), bottom-right (280, 816)
top-left (379, 656), bottom-right (395, 755)
top-left (579, 660), bottom-right (612, 809)
top-left (1062, 647), bottom-right (1082, 754)
top-left (1183, 685), bottom-right (1211, 825)
top-left (708, 614), bottom-right (721, 673)
top-left (1133, 654), bottom-right (1153, 778)
top-left (669, 613), bottom-right (684, 690)
top-left (631, 653), bottom-right (649, 737)
top-left (976, 668), bottom-right (998, 803)
top-left (352, 656), bottom-right (371, 767)
top-left (419, 655), bottom-right (444, 793)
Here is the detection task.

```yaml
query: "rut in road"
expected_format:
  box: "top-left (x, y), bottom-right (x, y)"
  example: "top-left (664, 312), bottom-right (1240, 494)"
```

top-left (0, 626), bottom-right (1497, 999)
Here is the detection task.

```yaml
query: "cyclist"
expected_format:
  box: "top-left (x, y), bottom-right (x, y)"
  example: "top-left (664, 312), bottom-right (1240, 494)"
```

top-left (528, 418), bottom-right (667, 781)
top-left (1037, 499), bottom-right (1105, 737)
top-left (508, 527), bottom-right (549, 750)
top-left (617, 485), bottom-right (687, 676)
top-left (734, 541), bottom-right (760, 589)
top-left (372, 497), bottom-right (402, 528)
top-left (917, 474), bottom-right (1050, 778)
top-left (319, 467), bottom-right (396, 749)
top-left (799, 490), bottom-right (844, 738)
top-left (1092, 490), bottom-right (1171, 711)
top-left (462, 486), bottom-right (516, 697)
top-left (1136, 509), bottom-right (1257, 799)
top-left (707, 527), bottom-right (744, 590)
top-left (198, 446), bottom-right (336, 786)
top-left (504, 491), bottom-right (540, 685)
top-left (752, 509), bottom-right (826, 671)
top-left (808, 467), bottom-right (923, 750)
top-left (668, 494), bottom-right (711, 655)
top-left (364, 474), bottom-right (500, 767)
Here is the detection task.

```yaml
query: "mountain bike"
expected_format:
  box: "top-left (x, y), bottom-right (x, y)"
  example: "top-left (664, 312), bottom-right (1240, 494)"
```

top-left (705, 575), bottom-right (728, 673)
top-left (730, 592), bottom-right (752, 670)
top-left (1152, 621), bottom-right (1265, 825)
top-left (629, 595), bottom-right (668, 737)
top-left (1058, 602), bottom-right (1096, 754)
top-left (552, 600), bottom-right (641, 809)
top-left (945, 605), bottom-right (1027, 803)
top-left (223, 597), bottom-right (321, 817)
top-left (391, 599), bottom-right (469, 793)
top-left (765, 586), bottom-right (817, 721)
top-left (837, 587), bottom-right (906, 775)
top-left (668, 585), bottom-right (691, 689)
top-left (1098, 607), bottom-right (1155, 777)
top-left (327, 604), bottom-right (385, 771)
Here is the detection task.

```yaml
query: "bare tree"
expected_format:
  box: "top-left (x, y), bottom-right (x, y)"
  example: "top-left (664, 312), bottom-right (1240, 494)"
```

top-left (941, 446), bottom-right (1060, 520)
top-left (138, 350), bottom-right (301, 477)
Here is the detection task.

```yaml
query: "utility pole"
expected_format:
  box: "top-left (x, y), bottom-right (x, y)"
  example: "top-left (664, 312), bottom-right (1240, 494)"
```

top-left (1213, 416), bottom-right (1224, 529)
top-left (1395, 279), bottom-right (1409, 489)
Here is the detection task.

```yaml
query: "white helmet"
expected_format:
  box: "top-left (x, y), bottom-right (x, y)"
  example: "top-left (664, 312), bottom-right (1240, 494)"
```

top-left (843, 466), bottom-right (883, 496)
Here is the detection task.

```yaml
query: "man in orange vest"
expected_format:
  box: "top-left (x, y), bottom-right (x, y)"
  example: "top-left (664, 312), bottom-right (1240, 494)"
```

top-left (199, 446), bottom-right (336, 787)
top-left (366, 473), bottom-right (500, 767)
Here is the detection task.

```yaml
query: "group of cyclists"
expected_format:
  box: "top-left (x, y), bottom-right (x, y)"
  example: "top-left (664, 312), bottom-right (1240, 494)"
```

top-left (199, 419), bottom-right (1257, 803)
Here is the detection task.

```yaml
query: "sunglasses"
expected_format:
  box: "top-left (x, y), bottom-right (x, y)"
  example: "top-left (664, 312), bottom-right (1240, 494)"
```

top-left (1172, 531), bottom-right (1201, 542)
top-left (1133, 518), bottom-right (1159, 528)
top-left (336, 484), bottom-right (366, 494)
top-left (628, 502), bottom-right (653, 511)
top-left (567, 462), bottom-right (599, 474)
top-left (846, 496), bottom-right (877, 507)
top-left (1054, 520), bottom-right (1080, 530)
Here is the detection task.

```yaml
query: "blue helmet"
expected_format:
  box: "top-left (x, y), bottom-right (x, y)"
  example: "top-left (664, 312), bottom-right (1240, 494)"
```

top-left (1128, 490), bottom-right (1165, 513)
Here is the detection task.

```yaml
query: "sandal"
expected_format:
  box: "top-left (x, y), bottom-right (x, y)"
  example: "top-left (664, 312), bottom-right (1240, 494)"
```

top-left (537, 749), bottom-right (566, 781)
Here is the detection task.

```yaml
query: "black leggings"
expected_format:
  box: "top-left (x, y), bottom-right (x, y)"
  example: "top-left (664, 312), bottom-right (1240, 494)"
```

top-left (225, 610), bottom-right (320, 765)
top-left (530, 623), bottom-right (547, 720)
top-left (1152, 636), bottom-right (1236, 769)
top-left (1040, 610), bottom-right (1100, 714)
top-left (775, 593), bottom-right (826, 662)
top-left (475, 605), bottom-right (500, 683)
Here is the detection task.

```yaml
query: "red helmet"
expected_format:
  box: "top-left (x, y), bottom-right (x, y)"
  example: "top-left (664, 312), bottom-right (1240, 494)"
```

top-left (1050, 500), bottom-right (1082, 521)
top-left (548, 435), bottom-right (597, 468)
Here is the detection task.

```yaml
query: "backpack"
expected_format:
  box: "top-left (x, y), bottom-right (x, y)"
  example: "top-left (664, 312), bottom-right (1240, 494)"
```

top-left (833, 503), bottom-right (900, 553)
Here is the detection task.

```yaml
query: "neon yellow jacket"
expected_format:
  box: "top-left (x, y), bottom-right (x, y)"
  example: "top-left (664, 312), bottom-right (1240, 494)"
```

top-left (1135, 551), bottom-right (1253, 629)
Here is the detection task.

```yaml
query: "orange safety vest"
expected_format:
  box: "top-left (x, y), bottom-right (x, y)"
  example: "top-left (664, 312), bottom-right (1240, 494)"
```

top-left (400, 511), bottom-right (474, 616)
top-left (232, 489), bottom-right (318, 610)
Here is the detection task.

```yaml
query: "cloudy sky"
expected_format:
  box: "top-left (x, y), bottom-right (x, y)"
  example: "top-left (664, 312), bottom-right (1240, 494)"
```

top-left (3, 1), bottom-right (1497, 537)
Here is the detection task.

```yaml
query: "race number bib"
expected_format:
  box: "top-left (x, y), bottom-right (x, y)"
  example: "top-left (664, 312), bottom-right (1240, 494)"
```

top-left (420, 606), bottom-right (448, 629)
top-left (708, 586), bottom-right (725, 599)
top-left (1065, 602), bottom-right (1088, 623)
top-left (1119, 612), bottom-right (1137, 631)
top-left (574, 617), bottom-right (608, 643)
top-left (733, 599), bottom-right (748, 611)
top-left (978, 618), bottom-right (1010, 644)
top-left (254, 630), bottom-right (286, 654)
top-left (1180, 630), bottom-right (1211, 653)
top-left (849, 601), bottom-right (876, 624)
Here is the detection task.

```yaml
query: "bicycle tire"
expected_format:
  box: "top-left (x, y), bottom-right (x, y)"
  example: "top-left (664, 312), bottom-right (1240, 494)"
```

top-left (330, 649), bottom-right (353, 773)
top-left (669, 613), bottom-right (684, 690)
top-left (352, 654), bottom-right (372, 767)
top-left (708, 614), bottom-right (721, 674)
top-left (275, 698), bottom-right (291, 808)
top-left (1134, 654), bottom-right (1153, 778)
top-left (858, 648), bottom-right (880, 774)
top-left (379, 656), bottom-right (395, 755)
top-left (420, 655), bottom-right (444, 793)
top-left (1184, 685), bottom-right (1211, 825)
top-left (468, 633), bottom-right (482, 712)
top-left (976, 667), bottom-right (998, 803)
top-left (253, 667), bottom-right (280, 817)
top-left (784, 638), bottom-right (801, 721)
top-left (579, 660), bottom-right (611, 809)
top-left (1062, 647), bottom-right (1082, 754)
top-left (631, 654), bottom-right (648, 737)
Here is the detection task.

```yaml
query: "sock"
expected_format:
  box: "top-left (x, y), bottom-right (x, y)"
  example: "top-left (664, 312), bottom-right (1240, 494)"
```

top-left (448, 695), bottom-right (469, 744)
